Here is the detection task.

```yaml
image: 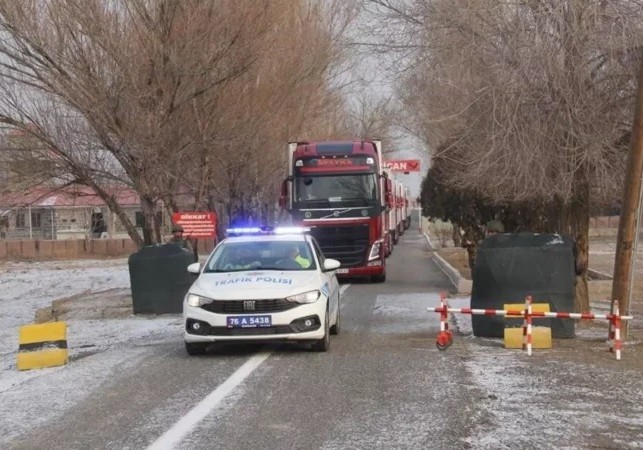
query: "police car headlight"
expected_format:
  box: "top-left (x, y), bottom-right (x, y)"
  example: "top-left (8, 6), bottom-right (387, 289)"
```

top-left (368, 240), bottom-right (383, 261)
top-left (286, 290), bottom-right (320, 304)
top-left (186, 293), bottom-right (214, 307)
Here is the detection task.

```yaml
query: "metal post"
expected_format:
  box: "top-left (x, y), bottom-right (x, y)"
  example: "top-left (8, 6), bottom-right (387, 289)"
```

top-left (28, 204), bottom-right (32, 239)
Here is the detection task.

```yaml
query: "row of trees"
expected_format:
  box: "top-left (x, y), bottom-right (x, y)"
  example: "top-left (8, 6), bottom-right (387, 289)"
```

top-left (0, 0), bottom-right (392, 246)
top-left (367, 0), bottom-right (643, 311)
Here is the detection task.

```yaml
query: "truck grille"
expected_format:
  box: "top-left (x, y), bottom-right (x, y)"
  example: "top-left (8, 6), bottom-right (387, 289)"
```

top-left (310, 224), bottom-right (370, 267)
top-left (201, 299), bottom-right (298, 314)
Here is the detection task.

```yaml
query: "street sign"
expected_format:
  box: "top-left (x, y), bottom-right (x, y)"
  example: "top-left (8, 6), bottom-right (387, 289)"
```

top-left (383, 159), bottom-right (421, 173)
top-left (172, 211), bottom-right (217, 238)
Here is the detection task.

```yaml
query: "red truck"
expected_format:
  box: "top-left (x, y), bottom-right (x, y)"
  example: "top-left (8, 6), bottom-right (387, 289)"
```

top-left (280, 140), bottom-right (391, 282)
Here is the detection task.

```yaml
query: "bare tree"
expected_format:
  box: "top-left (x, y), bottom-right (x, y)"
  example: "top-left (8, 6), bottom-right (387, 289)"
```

top-left (0, 0), bottom-right (359, 247)
top-left (370, 0), bottom-right (643, 312)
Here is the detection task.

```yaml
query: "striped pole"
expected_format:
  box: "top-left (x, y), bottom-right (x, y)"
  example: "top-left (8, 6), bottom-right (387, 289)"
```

top-left (526, 296), bottom-right (533, 356)
top-left (427, 307), bottom-right (633, 321)
top-left (428, 295), bottom-right (633, 359)
top-left (608, 300), bottom-right (615, 354)
top-left (440, 292), bottom-right (448, 334)
top-left (435, 292), bottom-right (453, 350)
top-left (614, 301), bottom-right (622, 361)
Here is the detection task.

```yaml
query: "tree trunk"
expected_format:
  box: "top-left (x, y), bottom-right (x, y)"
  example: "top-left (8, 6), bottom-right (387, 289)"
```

top-left (570, 178), bottom-right (591, 313)
top-left (452, 225), bottom-right (462, 247)
top-left (140, 196), bottom-right (158, 246)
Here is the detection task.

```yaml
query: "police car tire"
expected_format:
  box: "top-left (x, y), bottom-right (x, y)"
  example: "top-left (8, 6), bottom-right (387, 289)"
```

top-left (330, 304), bottom-right (340, 335)
top-left (312, 308), bottom-right (330, 352)
top-left (185, 342), bottom-right (208, 356)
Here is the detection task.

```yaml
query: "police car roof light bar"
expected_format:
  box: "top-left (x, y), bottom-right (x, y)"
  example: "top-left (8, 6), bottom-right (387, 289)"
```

top-left (226, 227), bottom-right (262, 235)
top-left (225, 226), bottom-right (310, 236)
top-left (274, 226), bottom-right (311, 234)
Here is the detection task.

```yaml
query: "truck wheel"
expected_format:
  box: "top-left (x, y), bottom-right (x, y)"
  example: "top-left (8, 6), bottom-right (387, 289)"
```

top-left (185, 342), bottom-right (208, 356)
top-left (371, 273), bottom-right (386, 283)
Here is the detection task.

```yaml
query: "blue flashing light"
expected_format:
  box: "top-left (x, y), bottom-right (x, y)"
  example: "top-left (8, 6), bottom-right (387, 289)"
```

top-left (226, 226), bottom-right (310, 236)
top-left (226, 227), bottom-right (262, 235)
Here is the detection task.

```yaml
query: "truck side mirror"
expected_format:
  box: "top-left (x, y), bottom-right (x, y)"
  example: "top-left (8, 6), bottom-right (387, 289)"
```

top-left (384, 180), bottom-right (393, 208)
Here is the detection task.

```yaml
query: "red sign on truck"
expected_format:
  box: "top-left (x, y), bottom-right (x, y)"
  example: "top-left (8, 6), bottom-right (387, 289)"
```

top-left (172, 212), bottom-right (217, 238)
top-left (383, 159), bottom-right (421, 172)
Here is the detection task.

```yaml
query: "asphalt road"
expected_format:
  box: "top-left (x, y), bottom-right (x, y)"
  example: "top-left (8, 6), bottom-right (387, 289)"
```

top-left (6, 227), bottom-right (488, 450)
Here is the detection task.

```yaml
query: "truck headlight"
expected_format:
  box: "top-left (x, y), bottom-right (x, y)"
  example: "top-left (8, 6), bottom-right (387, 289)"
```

top-left (286, 290), bottom-right (320, 304)
top-left (368, 240), bottom-right (383, 261)
top-left (186, 293), bottom-right (214, 307)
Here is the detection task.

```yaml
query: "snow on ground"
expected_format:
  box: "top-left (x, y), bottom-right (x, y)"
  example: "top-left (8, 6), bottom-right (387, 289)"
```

top-left (0, 259), bottom-right (131, 368)
top-left (0, 258), bottom-right (184, 445)
top-left (448, 295), bottom-right (643, 449)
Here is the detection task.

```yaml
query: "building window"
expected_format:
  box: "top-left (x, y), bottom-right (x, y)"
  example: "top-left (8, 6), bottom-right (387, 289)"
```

top-left (16, 212), bottom-right (25, 228)
top-left (135, 211), bottom-right (144, 228)
top-left (31, 212), bottom-right (42, 229)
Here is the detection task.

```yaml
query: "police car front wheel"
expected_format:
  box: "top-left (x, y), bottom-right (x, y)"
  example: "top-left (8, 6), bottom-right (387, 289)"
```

top-left (185, 342), bottom-right (208, 356)
top-left (311, 308), bottom-right (330, 352)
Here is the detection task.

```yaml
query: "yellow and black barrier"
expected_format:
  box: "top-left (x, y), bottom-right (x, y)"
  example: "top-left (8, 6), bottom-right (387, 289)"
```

top-left (17, 322), bottom-right (68, 371)
top-left (504, 303), bottom-right (552, 349)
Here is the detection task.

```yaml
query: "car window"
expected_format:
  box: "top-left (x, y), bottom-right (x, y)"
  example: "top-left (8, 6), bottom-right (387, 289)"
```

top-left (204, 240), bottom-right (317, 272)
top-left (311, 238), bottom-right (325, 266)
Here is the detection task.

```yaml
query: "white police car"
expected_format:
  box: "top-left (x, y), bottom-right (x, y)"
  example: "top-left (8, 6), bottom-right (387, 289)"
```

top-left (183, 227), bottom-right (341, 355)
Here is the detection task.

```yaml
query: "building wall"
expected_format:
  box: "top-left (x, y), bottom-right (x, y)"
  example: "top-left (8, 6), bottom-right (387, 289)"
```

top-left (4, 207), bottom-right (55, 240)
top-left (1, 201), bottom-right (184, 241)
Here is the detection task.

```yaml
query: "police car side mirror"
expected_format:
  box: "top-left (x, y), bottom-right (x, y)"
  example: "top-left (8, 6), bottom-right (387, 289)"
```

top-left (323, 259), bottom-right (341, 272)
top-left (187, 263), bottom-right (201, 274)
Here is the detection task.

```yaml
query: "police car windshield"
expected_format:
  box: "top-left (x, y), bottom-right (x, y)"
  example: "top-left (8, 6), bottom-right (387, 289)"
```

top-left (204, 240), bottom-right (316, 272)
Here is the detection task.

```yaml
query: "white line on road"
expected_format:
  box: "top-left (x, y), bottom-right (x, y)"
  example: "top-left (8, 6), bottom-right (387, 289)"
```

top-left (147, 352), bottom-right (271, 450)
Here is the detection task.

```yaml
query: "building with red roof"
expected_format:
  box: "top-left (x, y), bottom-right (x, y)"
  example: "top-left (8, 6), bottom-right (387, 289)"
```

top-left (0, 184), bottom-right (147, 240)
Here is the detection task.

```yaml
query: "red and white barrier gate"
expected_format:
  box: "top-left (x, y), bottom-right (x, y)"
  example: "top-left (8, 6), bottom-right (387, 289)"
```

top-left (429, 293), bottom-right (633, 360)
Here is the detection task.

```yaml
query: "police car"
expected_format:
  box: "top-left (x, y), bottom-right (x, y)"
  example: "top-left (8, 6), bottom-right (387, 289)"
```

top-left (183, 226), bottom-right (341, 355)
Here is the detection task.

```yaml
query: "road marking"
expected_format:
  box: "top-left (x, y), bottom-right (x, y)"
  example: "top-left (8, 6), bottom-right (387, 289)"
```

top-left (339, 284), bottom-right (350, 310)
top-left (147, 352), bottom-right (271, 450)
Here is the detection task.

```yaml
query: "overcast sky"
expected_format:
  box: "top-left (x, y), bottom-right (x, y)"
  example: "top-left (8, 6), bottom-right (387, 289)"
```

top-left (343, 5), bottom-right (428, 199)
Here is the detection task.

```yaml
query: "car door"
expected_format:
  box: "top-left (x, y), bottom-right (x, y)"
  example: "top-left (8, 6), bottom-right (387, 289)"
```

top-left (310, 237), bottom-right (339, 317)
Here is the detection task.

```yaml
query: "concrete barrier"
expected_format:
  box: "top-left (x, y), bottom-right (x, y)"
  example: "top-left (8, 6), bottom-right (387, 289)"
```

top-left (422, 233), bottom-right (472, 294)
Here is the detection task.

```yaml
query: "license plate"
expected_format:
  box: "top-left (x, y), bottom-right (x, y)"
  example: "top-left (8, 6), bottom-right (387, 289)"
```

top-left (226, 315), bottom-right (272, 328)
top-left (336, 268), bottom-right (349, 274)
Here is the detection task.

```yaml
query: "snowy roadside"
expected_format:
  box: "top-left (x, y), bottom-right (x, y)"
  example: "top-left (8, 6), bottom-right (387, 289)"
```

top-left (0, 259), bottom-right (183, 387)
top-left (445, 295), bottom-right (643, 448)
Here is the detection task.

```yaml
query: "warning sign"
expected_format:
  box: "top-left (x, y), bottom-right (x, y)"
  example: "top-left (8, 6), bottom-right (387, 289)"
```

top-left (172, 212), bottom-right (217, 238)
top-left (383, 159), bottom-right (421, 173)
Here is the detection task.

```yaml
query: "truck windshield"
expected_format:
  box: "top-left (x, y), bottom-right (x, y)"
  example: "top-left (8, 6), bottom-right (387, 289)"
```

top-left (295, 174), bottom-right (378, 204)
